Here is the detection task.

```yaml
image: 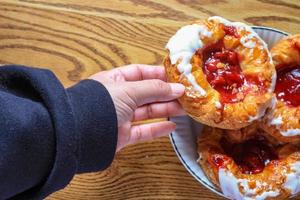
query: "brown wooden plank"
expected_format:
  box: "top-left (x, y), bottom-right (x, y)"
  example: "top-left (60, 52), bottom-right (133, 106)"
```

top-left (0, 0), bottom-right (299, 199)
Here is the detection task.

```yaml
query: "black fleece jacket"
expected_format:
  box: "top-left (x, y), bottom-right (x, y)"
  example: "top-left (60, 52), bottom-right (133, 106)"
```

top-left (0, 65), bottom-right (118, 200)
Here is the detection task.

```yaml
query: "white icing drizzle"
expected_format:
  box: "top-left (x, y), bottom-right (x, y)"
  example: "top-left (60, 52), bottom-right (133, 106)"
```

top-left (248, 99), bottom-right (272, 122)
top-left (281, 129), bottom-right (300, 137)
top-left (166, 24), bottom-right (212, 96)
top-left (218, 169), bottom-right (280, 200)
top-left (196, 153), bottom-right (202, 163)
top-left (265, 100), bottom-right (300, 137)
top-left (278, 92), bottom-right (284, 97)
top-left (270, 115), bottom-right (283, 126)
top-left (248, 190), bottom-right (280, 200)
top-left (284, 162), bottom-right (300, 195)
top-left (270, 96), bottom-right (277, 110)
top-left (219, 169), bottom-right (243, 200)
top-left (240, 33), bottom-right (257, 48)
top-left (248, 113), bottom-right (262, 123)
top-left (248, 96), bottom-right (275, 123)
top-left (215, 101), bottom-right (222, 109)
top-left (270, 71), bottom-right (277, 93)
top-left (239, 179), bottom-right (279, 200)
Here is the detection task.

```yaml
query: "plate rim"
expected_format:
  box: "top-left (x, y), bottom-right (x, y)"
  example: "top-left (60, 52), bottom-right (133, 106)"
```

top-left (251, 25), bottom-right (289, 36)
top-left (169, 131), bottom-right (225, 197)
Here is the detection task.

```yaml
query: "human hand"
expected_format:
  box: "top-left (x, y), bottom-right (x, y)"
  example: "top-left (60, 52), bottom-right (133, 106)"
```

top-left (90, 64), bottom-right (185, 151)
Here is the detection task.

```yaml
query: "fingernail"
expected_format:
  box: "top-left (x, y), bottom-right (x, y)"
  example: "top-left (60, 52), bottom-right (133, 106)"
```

top-left (170, 83), bottom-right (185, 96)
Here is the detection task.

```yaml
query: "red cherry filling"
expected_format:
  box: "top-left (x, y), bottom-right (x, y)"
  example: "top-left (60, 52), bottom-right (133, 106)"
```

top-left (275, 66), bottom-right (300, 107)
top-left (201, 36), bottom-right (266, 105)
top-left (222, 25), bottom-right (239, 38)
top-left (220, 135), bottom-right (278, 174)
top-left (293, 39), bottom-right (300, 51)
top-left (202, 40), bottom-right (246, 104)
top-left (209, 154), bottom-right (231, 169)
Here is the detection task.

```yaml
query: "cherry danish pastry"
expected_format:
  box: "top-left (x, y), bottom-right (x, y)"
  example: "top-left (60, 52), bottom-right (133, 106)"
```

top-left (197, 125), bottom-right (300, 200)
top-left (260, 35), bottom-right (300, 142)
top-left (164, 16), bottom-right (275, 129)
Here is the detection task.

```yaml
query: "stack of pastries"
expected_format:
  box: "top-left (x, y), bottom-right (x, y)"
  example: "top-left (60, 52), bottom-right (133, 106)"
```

top-left (164, 16), bottom-right (300, 200)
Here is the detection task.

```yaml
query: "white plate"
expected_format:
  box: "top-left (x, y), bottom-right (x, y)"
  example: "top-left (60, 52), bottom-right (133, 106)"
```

top-left (169, 26), bottom-right (289, 199)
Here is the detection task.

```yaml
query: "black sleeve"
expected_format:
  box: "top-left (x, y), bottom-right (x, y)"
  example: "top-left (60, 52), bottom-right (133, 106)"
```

top-left (0, 65), bottom-right (118, 200)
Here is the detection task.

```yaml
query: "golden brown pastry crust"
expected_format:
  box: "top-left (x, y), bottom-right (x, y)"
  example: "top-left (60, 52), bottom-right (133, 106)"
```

top-left (197, 125), bottom-right (300, 199)
top-left (271, 34), bottom-right (300, 70)
top-left (260, 34), bottom-right (300, 142)
top-left (164, 17), bottom-right (275, 130)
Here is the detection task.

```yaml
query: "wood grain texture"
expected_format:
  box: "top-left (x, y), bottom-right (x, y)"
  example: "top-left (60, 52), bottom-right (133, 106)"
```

top-left (0, 0), bottom-right (299, 199)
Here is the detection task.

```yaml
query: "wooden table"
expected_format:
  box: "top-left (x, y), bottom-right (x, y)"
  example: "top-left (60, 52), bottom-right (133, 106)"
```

top-left (0, 0), bottom-right (299, 199)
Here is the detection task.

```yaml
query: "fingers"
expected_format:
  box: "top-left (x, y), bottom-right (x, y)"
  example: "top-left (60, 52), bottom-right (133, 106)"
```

top-left (126, 79), bottom-right (185, 106)
top-left (133, 101), bottom-right (185, 122)
top-left (110, 64), bottom-right (167, 82)
top-left (128, 121), bottom-right (176, 145)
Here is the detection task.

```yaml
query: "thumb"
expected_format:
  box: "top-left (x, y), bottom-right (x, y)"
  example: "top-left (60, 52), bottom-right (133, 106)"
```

top-left (125, 79), bottom-right (185, 106)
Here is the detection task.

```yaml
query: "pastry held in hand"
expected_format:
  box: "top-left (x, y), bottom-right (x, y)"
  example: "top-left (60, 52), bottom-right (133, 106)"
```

top-left (260, 34), bottom-right (300, 142)
top-left (197, 125), bottom-right (300, 200)
top-left (164, 16), bottom-right (275, 129)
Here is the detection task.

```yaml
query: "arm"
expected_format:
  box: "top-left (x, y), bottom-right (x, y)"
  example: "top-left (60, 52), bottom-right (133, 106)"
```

top-left (0, 65), bottom-right (117, 200)
top-left (0, 64), bottom-right (185, 200)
